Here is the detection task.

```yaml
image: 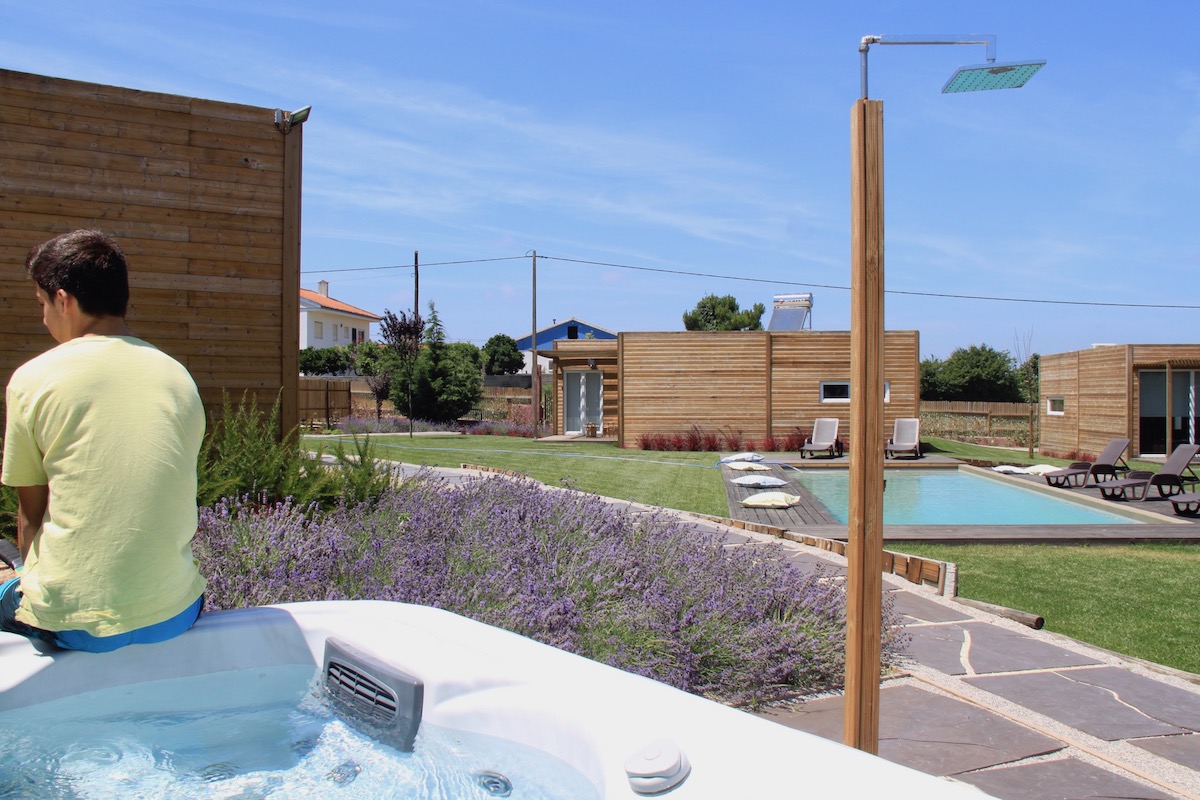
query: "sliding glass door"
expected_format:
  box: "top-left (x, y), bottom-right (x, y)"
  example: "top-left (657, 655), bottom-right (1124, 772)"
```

top-left (563, 371), bottom-right (603, 434)
top-left (1139, 370), bottom-right (1200, 455)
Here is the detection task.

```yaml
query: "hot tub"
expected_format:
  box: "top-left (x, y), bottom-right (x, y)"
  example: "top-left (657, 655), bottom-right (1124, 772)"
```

top-left (0, 601), bottom-right (988, 798)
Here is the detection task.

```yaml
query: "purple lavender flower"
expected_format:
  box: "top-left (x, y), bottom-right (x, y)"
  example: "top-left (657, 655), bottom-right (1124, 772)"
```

top-left (195, 476), bottom-right (903, 709)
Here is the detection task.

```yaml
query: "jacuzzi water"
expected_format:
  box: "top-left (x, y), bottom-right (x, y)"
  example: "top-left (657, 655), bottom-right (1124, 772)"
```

top-left (0, 664), bottom-right (599, 800)
top-left (791, 467), bottom-right (1138, 525)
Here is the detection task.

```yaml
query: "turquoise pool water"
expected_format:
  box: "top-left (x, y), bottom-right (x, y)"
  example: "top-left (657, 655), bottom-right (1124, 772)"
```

top-left (790, 468), bottom-right (1137, 525)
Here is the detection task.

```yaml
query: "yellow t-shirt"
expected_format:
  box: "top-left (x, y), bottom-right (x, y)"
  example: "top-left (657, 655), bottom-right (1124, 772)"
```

top-left (2, 335), bottom-right (207, 636)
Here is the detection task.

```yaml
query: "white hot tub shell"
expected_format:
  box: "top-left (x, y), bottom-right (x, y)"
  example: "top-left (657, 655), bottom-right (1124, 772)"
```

top-left (0, 600), bottom-right (991, 798)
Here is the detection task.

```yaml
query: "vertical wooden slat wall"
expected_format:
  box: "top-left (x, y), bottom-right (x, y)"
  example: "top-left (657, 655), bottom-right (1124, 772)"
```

top-left (0, 69), bottom-right (298, 433)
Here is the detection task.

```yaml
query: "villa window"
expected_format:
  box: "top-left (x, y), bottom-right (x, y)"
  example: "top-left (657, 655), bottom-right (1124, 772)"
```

top-left (1047, 397), bottom-right (1066, 416)
top-left (819, 381), bottom-right (890, 403)
top-left (314, 321), bottom-right (324, 339)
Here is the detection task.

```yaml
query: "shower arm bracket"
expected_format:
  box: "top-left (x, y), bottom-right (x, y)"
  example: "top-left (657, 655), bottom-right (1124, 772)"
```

top-left (859, 34), bottom-right (997, 98)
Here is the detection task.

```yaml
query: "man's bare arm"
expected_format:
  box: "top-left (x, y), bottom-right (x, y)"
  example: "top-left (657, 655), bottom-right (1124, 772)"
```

top-left (15, 485), bottom-right (48, 561)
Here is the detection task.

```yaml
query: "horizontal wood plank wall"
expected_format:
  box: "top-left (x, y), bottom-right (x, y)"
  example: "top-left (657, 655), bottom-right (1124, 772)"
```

top-left (616, 330), bottom-right (919, 448)
top-left (1075, 346), bottom-right (1130, 458)
top-left (0, 69), bottom-right (295, 432)
top-left (770, 330), bottom-right (919, 440)
top-left (1038, 351), bottom-right (1080, 457)
top-left (620, 332), bottom-right (768, 446)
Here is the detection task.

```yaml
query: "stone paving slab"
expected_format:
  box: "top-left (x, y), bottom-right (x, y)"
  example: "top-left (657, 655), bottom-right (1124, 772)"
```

top-left (904, 621), bottom-right (1101, 676)
top-left (1129, 733), bottom-right (1200, 771)
top-left (890, 590), bottom-right (974, 624)
top-left (960, 756), bottom-right (1178, 800)
top-left (762, 683), bottom-right (1064, 777)
top-left (964, 666), bottom-right (1200, 742)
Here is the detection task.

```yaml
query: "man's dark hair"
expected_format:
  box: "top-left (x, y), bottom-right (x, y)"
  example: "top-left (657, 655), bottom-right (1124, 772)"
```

top-left (25, 229), bottom-right (130, 318)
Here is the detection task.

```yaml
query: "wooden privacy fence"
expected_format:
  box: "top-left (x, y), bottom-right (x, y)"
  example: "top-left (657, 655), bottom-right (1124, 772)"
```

top-left (921, 400), bottom-right (1037, 445)
top-left (299, 378), bottom-right (352, 427)
top-left (0, 69), bottom-right (301, 434)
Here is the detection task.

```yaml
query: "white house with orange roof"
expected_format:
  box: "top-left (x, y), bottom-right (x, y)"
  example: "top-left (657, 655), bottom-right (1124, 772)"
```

top-left (300, 280), bottom-right (383, 349)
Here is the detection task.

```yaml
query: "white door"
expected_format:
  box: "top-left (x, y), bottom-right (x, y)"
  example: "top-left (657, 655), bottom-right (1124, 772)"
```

top-left (564, 371), bottom-right (603, 433)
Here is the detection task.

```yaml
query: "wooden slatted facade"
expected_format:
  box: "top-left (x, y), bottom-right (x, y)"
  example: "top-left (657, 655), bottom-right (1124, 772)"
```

top-left (1040, 344), bottom-right (1200, 459)
top-left (0, 69), bottom-right (300, 432)
top-left (550, 330), bottom-right (919, 449)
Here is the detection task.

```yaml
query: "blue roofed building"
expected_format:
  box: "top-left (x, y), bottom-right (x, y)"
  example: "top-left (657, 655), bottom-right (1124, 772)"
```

top-left (515, 317), bottom-right (617, 374)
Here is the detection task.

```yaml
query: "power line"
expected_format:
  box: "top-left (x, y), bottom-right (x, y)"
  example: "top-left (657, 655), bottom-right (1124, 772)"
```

top-left (302, 252), bottom-right (1200, 311)
top-left (539, 255), bottom-right (1200, 310)
top-left (303, 255), bottom-right (526, 275)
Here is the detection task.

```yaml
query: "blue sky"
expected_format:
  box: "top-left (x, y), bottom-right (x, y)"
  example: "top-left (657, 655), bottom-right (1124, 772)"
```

top-left (4, 1), bottom-right (1198, 359)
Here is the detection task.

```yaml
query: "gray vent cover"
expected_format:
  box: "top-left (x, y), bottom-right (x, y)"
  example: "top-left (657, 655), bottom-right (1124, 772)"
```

top-left (323, 637), bottom-right (424, 751)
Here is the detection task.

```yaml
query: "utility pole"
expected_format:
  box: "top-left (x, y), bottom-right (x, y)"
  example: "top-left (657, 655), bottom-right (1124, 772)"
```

top-left (531, 251), bottom-right (539, 440)
top-left (413, 250), bottom-right (419, 313)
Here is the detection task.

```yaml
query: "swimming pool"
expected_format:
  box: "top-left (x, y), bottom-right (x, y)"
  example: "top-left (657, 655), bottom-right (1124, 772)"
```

top-left (0, 601), bottom-right (988, 799)
top-left (790, 466), bottom-right (1141, 525)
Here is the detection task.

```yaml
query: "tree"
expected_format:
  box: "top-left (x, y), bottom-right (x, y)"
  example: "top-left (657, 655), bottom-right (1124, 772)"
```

top-left (299, 345), bottom-right (352, 375)
top-left (481, 333), bottom-right (524, 375)
top-left (378, 308), bottom-right (424, 435)
top-left (682, 294), bottom-right (765, 331)
top-left (394, 303), bottom-right (483, 424)
top-left (919, 356), bottom-right (945, 399)
top-left (926, 344), bottom-right (1022, 402)
top-left (352, 341), bottom-right (400, 421)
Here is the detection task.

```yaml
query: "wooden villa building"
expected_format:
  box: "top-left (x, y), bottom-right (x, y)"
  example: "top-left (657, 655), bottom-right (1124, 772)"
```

top-left (546, 330), bottom-right (920, 449)
top-left (1040, 344), bottom-right (1200, 459)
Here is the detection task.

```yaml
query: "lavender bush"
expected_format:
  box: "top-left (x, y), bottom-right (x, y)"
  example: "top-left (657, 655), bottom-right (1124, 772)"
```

top-left (196, 476), bottom-right (903, 708)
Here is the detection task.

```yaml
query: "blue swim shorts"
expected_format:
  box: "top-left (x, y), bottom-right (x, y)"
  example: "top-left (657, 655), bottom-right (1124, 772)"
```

top-left (0, 577), bottom-right (203, 653)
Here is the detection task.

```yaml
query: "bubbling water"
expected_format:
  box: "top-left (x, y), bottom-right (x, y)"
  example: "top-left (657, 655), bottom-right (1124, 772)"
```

top-left (0, 665), bottom-right (599, 799)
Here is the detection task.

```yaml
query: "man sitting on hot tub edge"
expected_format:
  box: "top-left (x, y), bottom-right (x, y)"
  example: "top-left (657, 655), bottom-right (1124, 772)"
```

top-left (0, 229), bottom-right (206, 652)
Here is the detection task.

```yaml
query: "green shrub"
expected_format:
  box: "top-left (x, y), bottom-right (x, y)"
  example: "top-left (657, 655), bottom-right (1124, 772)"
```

top-left (198, 392), bottom-right (344, 509)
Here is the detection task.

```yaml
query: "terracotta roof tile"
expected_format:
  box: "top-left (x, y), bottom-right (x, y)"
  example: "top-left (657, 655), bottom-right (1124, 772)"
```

top-left (300, 288), bottom-right (383, 321)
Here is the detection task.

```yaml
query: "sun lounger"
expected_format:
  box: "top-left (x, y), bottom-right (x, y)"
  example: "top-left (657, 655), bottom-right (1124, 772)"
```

top-left (885, 418), bottom-right (921, 459)
top-left (1098, 443), bottom-right (1200, 500)
top-left (800, 418), bottom-right (839, 458)
top-left (1171, 493), bottom-right (1200, 517)
top-left (1043, 437), bottom-right (1130, 488)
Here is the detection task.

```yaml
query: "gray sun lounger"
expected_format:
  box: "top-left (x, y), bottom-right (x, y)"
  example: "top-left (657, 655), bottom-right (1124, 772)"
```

top-left (800, 418), bottom-right (839, 458)
top-left (1043, 437), bottom-right (1130, 488)
top-left (1098, 443), bottom-right (1200, 501)
top-left (885, 418), bottom-right (921, 459)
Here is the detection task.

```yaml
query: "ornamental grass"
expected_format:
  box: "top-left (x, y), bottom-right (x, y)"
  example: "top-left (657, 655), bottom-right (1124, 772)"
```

top-left (196, 474), bottom-right (903, 709)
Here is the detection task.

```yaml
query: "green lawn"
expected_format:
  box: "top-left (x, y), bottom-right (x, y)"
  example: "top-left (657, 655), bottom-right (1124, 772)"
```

top-left (306, 433), bottom-right (732, 517)
top-left (310, 432), bottom-right (1200, 675)
top-left (892, 542), bottom-right (1200, 675)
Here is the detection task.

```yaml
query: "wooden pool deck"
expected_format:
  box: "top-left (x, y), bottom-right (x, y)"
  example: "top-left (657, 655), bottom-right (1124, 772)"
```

top-left (722, 457), bottom-right (1200, 544)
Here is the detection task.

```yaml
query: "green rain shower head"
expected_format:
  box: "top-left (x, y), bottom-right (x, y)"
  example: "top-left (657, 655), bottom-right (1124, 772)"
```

top-left (942, 60), bottom-right (1046, 93)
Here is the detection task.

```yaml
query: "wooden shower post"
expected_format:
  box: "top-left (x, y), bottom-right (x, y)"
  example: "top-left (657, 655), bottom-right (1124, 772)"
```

top-left (845, 97), bottom-right (885, 754)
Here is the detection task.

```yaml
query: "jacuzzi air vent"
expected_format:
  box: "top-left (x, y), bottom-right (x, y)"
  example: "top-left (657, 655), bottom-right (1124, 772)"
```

top-left (322, 637), bottom-right (424, 751)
